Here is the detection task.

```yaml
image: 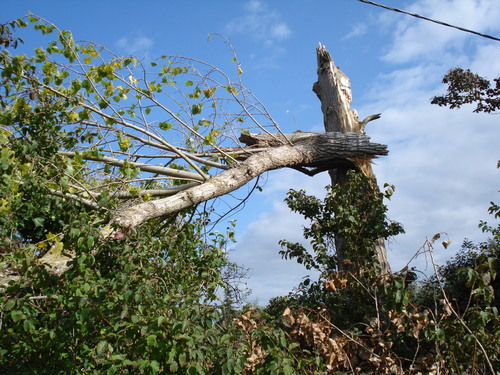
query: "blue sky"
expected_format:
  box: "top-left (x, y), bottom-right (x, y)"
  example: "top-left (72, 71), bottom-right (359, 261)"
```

top-left (3, 0), bottom-right (500, 304)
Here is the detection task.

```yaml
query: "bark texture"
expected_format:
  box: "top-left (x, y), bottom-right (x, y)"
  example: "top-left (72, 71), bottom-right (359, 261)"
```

top-left (313, 44), bottom-right (391, 274)
top-left (113, 132), bottom-right (387, 229)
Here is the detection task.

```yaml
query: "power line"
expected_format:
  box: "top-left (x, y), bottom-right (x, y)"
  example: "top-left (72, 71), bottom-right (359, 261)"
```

top-left (356, 0), bottom-right (500, 42)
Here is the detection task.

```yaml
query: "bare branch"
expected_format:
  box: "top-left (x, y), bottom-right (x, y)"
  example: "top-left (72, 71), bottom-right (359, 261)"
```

top-left (48, 188), bottom-right (103, 210)
top-left (59, 152), bottom-right (205, 182)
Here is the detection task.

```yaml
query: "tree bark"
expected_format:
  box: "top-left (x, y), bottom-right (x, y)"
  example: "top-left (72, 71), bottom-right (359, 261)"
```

top-left (113, 132), bottom-right (387, 229)
top-left (312, 44), bottom-right (391, 274)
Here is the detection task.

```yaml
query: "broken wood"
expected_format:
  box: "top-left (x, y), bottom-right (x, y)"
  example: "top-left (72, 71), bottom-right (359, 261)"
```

top-left (313, 43), bottom-right (391, 274)
top-left (113, 132), bottom-right (387, 229)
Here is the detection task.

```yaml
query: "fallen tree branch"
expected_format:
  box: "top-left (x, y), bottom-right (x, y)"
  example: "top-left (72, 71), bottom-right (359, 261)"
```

top-left (112, 132), bottom-right (387, 229)
top-left (1, 131), bottom-right (387, 287)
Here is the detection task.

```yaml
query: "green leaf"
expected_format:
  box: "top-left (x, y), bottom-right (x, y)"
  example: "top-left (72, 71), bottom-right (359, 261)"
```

top-left (169, 362), bottom-right (178, 373)
top-left (203, 87), bottom-right (216, 98)
top-left (4, 299), bottom-right (15, 311)
top-left (97, 341), bottom-right (108, 355)
top-left (146, 334), bottom-right (157, 347)
top-left (120, 306), bottom-right (128, 320)
top-left (11, 310), bottom-right (24, 322)
top-left (179, 352), bottom-right (187, 367)
top-left (159, 122), bottom-right (172, 130)
top-left (225, 85), bottom-right (239, 95)
top-left (33, 217), bottom-right (45, 227)
top-left (67, 112), bottom-right (79, 123)
top-left (157, 316), bottom-right (166, 327)
top-left (283, 364), bottom-right (295, 375)
top-left (23, 319), bottom-right (35, 333)
top-left (434, 328), bottom-right (445, 341)
top-left (150, 360), bottom-right (160, 372)
top-left (189, 87), bottom-right (201, 99)
top-left (191, 103), bottom-right (203, 115)
top-left (118, 137), bottom-right (131, 152)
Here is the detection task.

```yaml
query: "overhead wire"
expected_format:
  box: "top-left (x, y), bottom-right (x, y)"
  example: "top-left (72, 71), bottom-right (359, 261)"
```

top-left (355, 0), bottom-right (500, 42)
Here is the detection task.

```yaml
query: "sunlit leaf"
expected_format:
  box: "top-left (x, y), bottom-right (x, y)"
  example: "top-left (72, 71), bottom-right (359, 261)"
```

top-left (159, 121), bottom-right (172, 130)
top-left (191, 103), bottom-right (203, 115)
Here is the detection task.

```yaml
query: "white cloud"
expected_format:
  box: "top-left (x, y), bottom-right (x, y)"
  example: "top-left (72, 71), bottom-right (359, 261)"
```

top-left (470, 43), bottom-right (500, 78)
top-left (236, 98), bottom-right (499, 304)
top-left (229, 197), bottom-right (320, 304)
top-left (226, 0), bottom-right (292, 46)
top-left (116, 35), bottom-right (153, 55)
top-left (232, 0), bottom-right (500, 304)
top-left (368, 102), bottom-right (499, 271)
top-left (271, 22), bottom-right (292, 40)
top-left (246, 0), bottom-right (264, 13)
top-left (259, 168), bottom-right (330, 197)
top-left (380, 0), bottom-right (500, 64)
top-left (362, 0), bottom-right (500, 270)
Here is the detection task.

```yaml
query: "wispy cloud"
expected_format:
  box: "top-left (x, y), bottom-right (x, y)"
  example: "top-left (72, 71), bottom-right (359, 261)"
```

top-left (342, 23), bottom-right (368, 40)
top-left (225, 0), bottom-right (292, 47)
top-left (357, 0), bottom-right (500, 271)
top-left (115, 35), bottom-right (153, 56)
top-left (229, 182), bottom-right (324, 304)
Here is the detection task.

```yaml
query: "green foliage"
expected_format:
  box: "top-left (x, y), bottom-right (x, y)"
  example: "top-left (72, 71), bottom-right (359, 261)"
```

top-left (279, 171), bottom-right (403, 277)
top-left (416, 238), bottom-right (499, 311)
top-left (1, 216), bottom-right (231, 373)
top-left (0, 16), bottom-right (326, 374)
top-left (266, 171), bottom-right (498, 373)
top-left (431, 67), bottom-right (500, 113)
top-left (0, 18), bottom-right (26, 49)
top-left (0, 102), bottom-right (254, 373)
top-left (0, 14), bottom-right (255, 193)
top-left (0, 85), bottom-right (86, 242)
top-left (268, 173), bottom-right (405, 332)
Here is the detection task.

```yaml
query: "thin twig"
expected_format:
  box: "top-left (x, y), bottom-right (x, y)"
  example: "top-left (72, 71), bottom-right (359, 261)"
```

top-left (426, 237), bottom-right (495, 375)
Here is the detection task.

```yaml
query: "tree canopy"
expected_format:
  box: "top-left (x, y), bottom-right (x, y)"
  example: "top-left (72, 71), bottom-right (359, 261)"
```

top-left (431, 67), bottom-right (500, 113)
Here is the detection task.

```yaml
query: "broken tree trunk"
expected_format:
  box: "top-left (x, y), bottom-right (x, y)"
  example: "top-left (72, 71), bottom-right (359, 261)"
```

top-left (312, 44), bottom-right (391, 275)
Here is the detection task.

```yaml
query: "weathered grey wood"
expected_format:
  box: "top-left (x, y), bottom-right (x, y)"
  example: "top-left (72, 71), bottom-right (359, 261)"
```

top-left (313, 44), bottom-right (391, 274)
top-left (113, 132), bottom-right (387, 229)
